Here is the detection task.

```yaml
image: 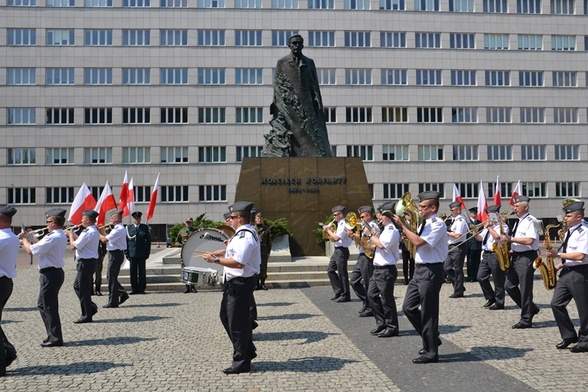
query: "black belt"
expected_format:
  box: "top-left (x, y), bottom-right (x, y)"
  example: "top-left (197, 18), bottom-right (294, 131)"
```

top-left (109, 249), bottom-right (124, 252)
top-left (512, 250), bottom-right (538, 254)
top-left (564, 264), bottom-right (588, 270)
top-left (373, 264), bottom-right (396, 269)
top-left (77, 257), bottom-right (98, 262)
top-left (227, 275), bottom-right (256, 283)
top-left (40, 266), bottom-right (61, 273)
top-left (0, 275), bottom-right (11, 280)
top-left (416, 262), bottom-right (443, 268)
top-left (334, 246), bottom-right (349, 249)
top-left (483, 250), bottom-right (495, 254)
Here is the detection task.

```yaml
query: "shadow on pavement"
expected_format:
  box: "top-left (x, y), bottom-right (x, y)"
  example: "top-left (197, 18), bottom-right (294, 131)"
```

top-left (258, 313), bottom-right (320, 321)
top-left (12, 362), bottom-right (131, 376)
top-left (253, 356), bottom-right (359, 373)
top-left (6, 307), bottom-right (38, 312)
top-left (254, 331), bottom-right (337, 344)
top-left (467, 345), bottom-right (532, 360)
top-left (122, 302), bottom-right (183, 308)
top-left (256, 302), bottom-right (296, 307)
top-left (67, 336), bottom-right (157, 347)
top-left (93, 315), bottom-right (171, 323)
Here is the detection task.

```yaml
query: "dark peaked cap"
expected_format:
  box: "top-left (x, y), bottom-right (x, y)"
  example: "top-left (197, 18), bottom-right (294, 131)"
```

top-left (0, 205), bottom-right (17, 217)
top-left (46, 208), bottom-right (66, 218)
top-left (229, 201), bottom-right (254, 213)
top-left (418, 191), bottom-right (440, 201)
top-left (563, 201), bottom-right (584, 214)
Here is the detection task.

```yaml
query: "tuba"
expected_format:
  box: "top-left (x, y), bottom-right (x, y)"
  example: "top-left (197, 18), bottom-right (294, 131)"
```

top-left (395, 192), bottom-right (419, 259)
top-left (493, 214), bottom-right (511, 272)
top-left (533, 223), bottom-right (559, 290)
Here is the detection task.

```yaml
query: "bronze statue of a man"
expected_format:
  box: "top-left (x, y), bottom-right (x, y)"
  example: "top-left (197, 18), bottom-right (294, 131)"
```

top-left (261, 34), bottom-right (333, 157)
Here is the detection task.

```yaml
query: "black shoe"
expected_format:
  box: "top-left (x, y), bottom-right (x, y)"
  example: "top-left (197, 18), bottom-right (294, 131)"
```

top-left (370, 326), bottom-right (386, 335)
top-left (449, 293), bottom-right (464, 298)
top-left (191, 286), bottom-right (197, 293)
top-left (533, 307), bottom-right (541, 316)
top-left (95, 290), bottom-right (102, 296)
top-left (419, 338), bottom-right (443, 355)
top-left (103, 304), bottom-right (118, 308)
top-left (260, 285), bottom-right (268, 290)
top-left (489, 304), bottom-right (504, 310)
top-left (556, 338), bottom-right (579, 349)
top-left (252, 321), bottom-right (259, 330)
top-left (119, 293), bottom-right (129, 304)
top-left (183, 286), bottom-right (191, 293)
top-left (223, 366), bottom-right (250, 374)
top-left (73, 318), bottom-right (92, 324)
top-left (129, 291), bottom-right (140, 295)
top-left (378, 328), bottom-right (399, 338)
top-left (336, 297), bottom-right (350, 303)
top-left (330, 295), bottom-right (341, 301)
top-left (403, 279), bottom-right (409, 285)
top-left (41, 340), bottom-right (63, 347)
top-left (359, 311), bottom-right (373, 318)
top-left (512, 322), bottom-right (532, 329)
top-left (569, 345), bottom-right (588, 353)
top-left (91, 303), bottom-right (98, 315)
top-left (412, 356), bottom-right (439, 364)
top-left (483, 300), bottom-right (495, 308)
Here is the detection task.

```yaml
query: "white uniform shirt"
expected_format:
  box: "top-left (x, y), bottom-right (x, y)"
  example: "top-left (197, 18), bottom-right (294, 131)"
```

top-left (479, 223), bottom-right (509, 252)
top-left (224, 224), bottom-right (261, 281)
top-left (73, 225), bottom-right (100, 259)
top-left (334, 219), bottom-right (353, 248)
top-left (105, 223), bottom-right (127, 251)
top-left (359, 220), bottom-right (380, 254)
top-left (373, 222), bottom-right (400, 266)
top-left (30, 229), bottom-right (67, 269)
top-left (511, 213), bottom-right (539, 252)
top-left (563, 222), bottom-right (588, 266)
top-left (448, 215), bottom-right (468, 245)
top-left (415, 214), bottom-right (448, 264)
top-left (0, 228), bottom-right (19, 278)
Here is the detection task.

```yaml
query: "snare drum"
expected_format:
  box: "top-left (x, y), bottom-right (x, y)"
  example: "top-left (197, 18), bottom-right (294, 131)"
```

top-left (181, 267), bottom-right (219, 286)
top-left (181, 228), bottom-right (229, 283)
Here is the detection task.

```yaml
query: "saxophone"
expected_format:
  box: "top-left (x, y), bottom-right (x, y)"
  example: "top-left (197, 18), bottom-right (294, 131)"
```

top-left (493, 217), bottom-right (511, 272)
top-left (533, 223), bottom-right (560, 290)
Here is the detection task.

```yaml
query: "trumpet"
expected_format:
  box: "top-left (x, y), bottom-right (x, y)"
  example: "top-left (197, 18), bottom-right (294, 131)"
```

top-left (64, 224), bottom-right (82, 232)
top-left (30, 226), bottom-right (49, 237)
top-left (99, 223), bottom-right (113, 234)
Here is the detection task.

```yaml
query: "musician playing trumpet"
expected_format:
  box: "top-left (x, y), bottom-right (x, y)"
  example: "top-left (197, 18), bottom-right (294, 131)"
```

top-left (324, 205), bottom-right (352, 303)
top-left (444, 201), bottom-right (469, 298)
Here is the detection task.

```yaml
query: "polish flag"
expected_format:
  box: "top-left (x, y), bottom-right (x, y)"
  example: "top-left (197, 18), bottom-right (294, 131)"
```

top-left (122, 177), bottom-right (135, 218)
top-left (147, 173), bottom-right (160, 222)
top-left (118, 170), bottom-right (129, 213)
top-left (510, 180), bottom-right (522, 206)
top-left (494, 175), bottom-right (502, 207)
top-left (94, 181), bottom-right (118, 226)
top-left (453, 184), bottom-right (466, 210)
top-left (477, 180), bottom-right (488, 222)
top-left (68, 183), bottom-right (97, 225)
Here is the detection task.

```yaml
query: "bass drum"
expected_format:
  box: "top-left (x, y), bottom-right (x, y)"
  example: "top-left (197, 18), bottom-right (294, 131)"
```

top-left (181, 228), bottom-right (229, 283)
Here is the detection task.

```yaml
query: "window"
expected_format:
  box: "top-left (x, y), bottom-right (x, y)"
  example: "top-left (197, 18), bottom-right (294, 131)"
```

top-left (344, 0), bottom-right (370, 9)
top-left (161, 0), bottom-right (187, 6)
top-left (84, 68), bottom-right (113, 85)
top-left (235, 30), bottom-right (262, 46)
top-left (379, 0), bottom-right (405, 9)
top-left (551, 0), bottom-right (574, 13)
top-left (272, 0), bottom-right (298, 7)
top-left (344, 32), bottom-right (371, 47)
top-left (451, 70), bottom-right (476, 86)
top-left (418, 183), bottom-right (444, 196)
top-left (235, 0), bottom-right (261, 6)
top-left (235, 68), bottom-right (263, 84)
top-left (457, 183), bottom-right (479, 198)
top-left (452, 107), bottom-right (477, 123)
top-left (485, 71), bottom-right (510, 86)
top-left (552, 71), bottom-right (576, 87)
top-left (383, 145), bottom-right (409, 161)
top-left (418, 145), bottom-right (443, 160)
top-left (518, 34), bottom-right (542, 50)
top-left (453, 145), bottom-right (478, 160)
top-left (198, 147), bottom-right (227, 163)
top-left (552, 35), bottom-right (576, 51)
top-left (272, 30), bottom-right (298, 47)
top-left (8, 0), bottom-right (37, 4)
top-left (346, 145), bottom-right (373, 161)
top-left (521, 145), bottom-right (546, 160)
top-left (555, 145), bottom-right (579, 160)
top-left (556, 182), bottom-right (580, 197)
top-left (382, 107), bottom-right (408, 122)
top-left (517, 0), bottom-right (541, 13)
top-left (519, 71), bottom-right (543, 86)
top-left (236, 107), bottom-right (264, 123)
top-left (381, 69), bottom-right (407, 85)
top-left (8, 148), bottom-right (35, 165)
top-left (123, 0), bottom-right (151, 5)
top-left (415, 0), bottom-right (439, 10)
top-left (236, 146), bottom-right (263, 162)
top-left (308, 0), bottom-right (334, 8)
top-left (450, 33), bottom-right (475, 49)
top-left (199, 185), bottom-right (226, 202)
top-left (84, 147), bottom-right (112, 164)
top-left (416, 107), bottom-right (443, 122)
top-left (46, 29), bottom-right (74, 46)
top-left (198, 0), bottom-right (225, 6)
top-left (161, 107), bottom-right (188, 124)
top-left (487, 145), bottom-right (512, 160)
top-left (161, 186), bottom-right (189, 202)
top-left (7, 108), bottom-right (36, 125)
top-left (130, 186), bottom-right (150, 203)
top-left (84, 108), bottom-right (112, 124)
top-left (486, 107), bottom-right (511, 122)
top-left (123, 30), bottom-right (150, 46)
top-left (198, 68), bottom-right (225, 84)
top-left (8, 188), bottom-right (36, 204)
top-left (345, 69), bottom-right (372, 85)
top-left (554, 108), bottom-right (578, 123)
top-left (416, 69), bottom-right (442, 85)
top-left (520, 107), bottom-right (545, 123)
top-left (46, 187), bottom-right (74, 204)
top-left (7, 68), bottom-right (36, 85)
top-left (198, 30), bottom-right (225, 46)
top-left (317, 69), bottom-right (336, 85)
top-left (123, 108), bottom-right (151, 124)
top-left (161, 147), bottom-right (188, 163)
top-left (488, 182), bottom-right (513, 198)
top-left (46, 108), bottom-right (74, 124)
top-left (484, 34), bottom-right (509, 49)
top-left (522, 182), bottom-right (546, 198)
top-left (46, 148), bottom-right (74, 164)
top-left (450, 0), bottom-right (474, 11)
top-left (198, 107), bottom-right (226, 123)
top-left (383, 184), bottom-right (410, 199)
top-left (46, 68), bottom-right (74, 85)
top-left (323, 107), bottom-right (337, 122)
top-left (380, 32), bottom-right (406, 48)
top-left (84, 0), bottom-right (112, 6)
top-left (483, 0), bottom-right (507, 11)
top-left (123, 68), bottom-right (151, 85)
top-left (160, 30), bottom-right (188, 46)
top-left (160, 68), bottom-right (188, 84)
top-left (7, 29), bottom-right (36, 45)
top-left (415, 32), bottom-right (441, 48)
top-left (84, 30), bottom-right (112, 46)
top-left (308, 31), bottom-right (335, 47)
top-left (346, 107), bottom-right (372, 122)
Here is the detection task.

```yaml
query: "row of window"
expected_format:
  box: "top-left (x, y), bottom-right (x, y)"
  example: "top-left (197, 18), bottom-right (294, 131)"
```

top-left (6, 0), bottom-right (588, 15)
top-left (6, 28), bottom-right (588, 51)
top-left (5, 106), bottom-right (588, 125)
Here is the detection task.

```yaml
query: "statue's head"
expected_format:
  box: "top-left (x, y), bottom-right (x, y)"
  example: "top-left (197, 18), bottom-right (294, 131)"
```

top-left (288, 34), bottom-right (304, 56)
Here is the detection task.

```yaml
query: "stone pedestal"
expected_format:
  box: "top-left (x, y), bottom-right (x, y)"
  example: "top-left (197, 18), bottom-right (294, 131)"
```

top-left (235, 157), bottom-right (372, 256)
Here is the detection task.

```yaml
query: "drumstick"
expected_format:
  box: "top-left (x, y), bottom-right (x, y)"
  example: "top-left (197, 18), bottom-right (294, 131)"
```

top-left (191, 250), bottom-right (210, 254)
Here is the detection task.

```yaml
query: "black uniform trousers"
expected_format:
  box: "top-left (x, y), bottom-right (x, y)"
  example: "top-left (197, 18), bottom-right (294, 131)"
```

top-left (129, 257), bottom-right (147, 294)
top-left (107, 250), bottom-right (127, 306)
top-left (350, 253), bottom-right (374, 312)
top-left (477, 251), bottom-right (506, 307)
top-left (368, 265), bottom-right (399, 332)
top-left (220, 275), bottom-right (257, 370)
top-left (551, 265), bottom-right (588, 348)
top-left (327, 247), bottom-right (350, 300)
top-left (73, 258), bottom-right (97, 321)
top-left (402, 263), bottom-right (444, 361)
top-left (467, 248), bottom-right (482, 282)
top-left (505, 250), bottom-right (540, 326)
top-left (1, 276), bottom-right (16, 376)
top-left (38, 267), bottom-right (64, 343)
top-left (93, 251), bottom-right (105, 294)
top-left (401, 247), bottom-right (415, 283)
top-left (444, 245), bottom-right (467, 295)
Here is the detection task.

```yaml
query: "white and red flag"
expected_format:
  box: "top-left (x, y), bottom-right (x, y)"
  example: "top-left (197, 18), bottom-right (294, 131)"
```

top-left (452, 184), bottom-right (466, 210)
top-left (510, 180), bottom-right (522, 206)
top-left (493, 175), bottom-right (502, 208)
top-left (146, 173), bottom-right (160, 222)
top-left (477, 180), bottom-right (488, 222)
top-left (118, 170), bottom-right (129, 214)
top-left (68, 183), bottom-right (97, 225)
top-left (94, 181), bottom-right (118, 226)
top-left (122, 177), bottom-right (135, 218)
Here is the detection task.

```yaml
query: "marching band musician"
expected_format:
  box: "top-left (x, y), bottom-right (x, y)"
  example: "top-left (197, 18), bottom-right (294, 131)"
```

top-left (349, 206), bottom-right (379, 317)
top-left (100, 210), bottom-right (129, 308)
top-left (444, 201), bottom-right (469, 298)
top-left (202, 201), bottom-right (260, 374)
top-left (546, 201), bottom-right (588, 352)
top-left (474, 205), bottom-right (509, 310)
top-left (400, 212), bottom-right (416, 285)
top-left (500, 195), bottom-right (541, 329)
top-left (324, 205), bottom-right (353, 303)
top-left (19, 208), bottom-right (68, 347)
top-left (466, 207), bottom-right (482, 282)
top-left (393, 191), bottom-right (448, 364)
top-left (367, 202), bottom-right (401, 338)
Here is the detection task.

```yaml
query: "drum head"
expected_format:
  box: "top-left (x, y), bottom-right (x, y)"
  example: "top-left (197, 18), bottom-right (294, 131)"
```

top-left (181, 228), bottom-right (228, 278)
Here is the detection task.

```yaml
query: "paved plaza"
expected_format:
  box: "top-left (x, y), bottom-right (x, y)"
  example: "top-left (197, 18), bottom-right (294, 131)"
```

top-left (2, 247), bottom-right (587, 391)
